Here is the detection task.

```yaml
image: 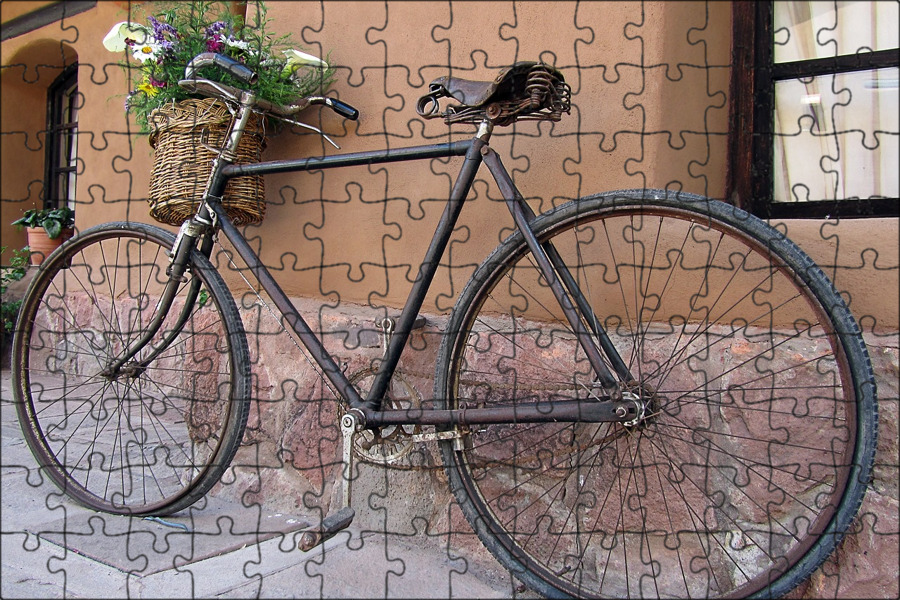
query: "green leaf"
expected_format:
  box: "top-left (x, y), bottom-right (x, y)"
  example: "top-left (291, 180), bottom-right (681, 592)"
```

top-left (44, 220), bottom-right (62, 239)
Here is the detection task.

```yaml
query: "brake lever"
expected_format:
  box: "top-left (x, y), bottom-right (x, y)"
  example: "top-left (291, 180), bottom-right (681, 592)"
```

top-left (260, 110), bottom-right (341, 149)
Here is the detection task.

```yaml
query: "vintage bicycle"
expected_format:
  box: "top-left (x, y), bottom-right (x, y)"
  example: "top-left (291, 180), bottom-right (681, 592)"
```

top-left (12, 53), bottom-right (877, 598)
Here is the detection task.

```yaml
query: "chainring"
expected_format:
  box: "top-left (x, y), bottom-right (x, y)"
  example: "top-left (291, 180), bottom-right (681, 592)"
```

top-left (345, 367), bottom-right (423, 467)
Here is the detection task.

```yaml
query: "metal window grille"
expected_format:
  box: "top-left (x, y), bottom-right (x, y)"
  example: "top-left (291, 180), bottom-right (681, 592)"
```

top-left (43, 63), bottom-right (79, 210)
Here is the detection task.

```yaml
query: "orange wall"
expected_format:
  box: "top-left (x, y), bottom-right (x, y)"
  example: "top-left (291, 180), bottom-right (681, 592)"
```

top-left (252, 0), bottom-right (735, 311)
top-left (2, 1), bottom-right (897, 329)
top-left (2, 1), bottom-right (142, 251)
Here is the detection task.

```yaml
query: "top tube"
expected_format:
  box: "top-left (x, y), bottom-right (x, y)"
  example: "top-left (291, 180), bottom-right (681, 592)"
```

top-left (221, 140), bottom-right (473, 179)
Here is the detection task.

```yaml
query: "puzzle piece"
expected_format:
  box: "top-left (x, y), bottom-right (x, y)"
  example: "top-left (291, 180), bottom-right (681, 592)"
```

top-left (1, 1), bottom-right (897, 599)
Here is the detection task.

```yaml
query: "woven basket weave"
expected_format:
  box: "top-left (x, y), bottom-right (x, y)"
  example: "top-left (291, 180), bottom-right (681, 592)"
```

top-left (148, 98), bottom-right (266, 226)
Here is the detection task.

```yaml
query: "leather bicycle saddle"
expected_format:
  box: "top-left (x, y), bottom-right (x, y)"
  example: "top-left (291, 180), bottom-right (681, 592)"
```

top-left (432, 61), bottom-right (563, 106)
top-left (426, 62), bottom-right (564, 107)
top-left (417, 62), bottom-right (571, 125)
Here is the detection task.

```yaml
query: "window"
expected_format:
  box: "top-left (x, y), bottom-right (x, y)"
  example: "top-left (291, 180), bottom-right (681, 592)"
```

top-left (44, 63), bottom-right (79, 210)
top-left (730, 1), bottom-right (899, 218)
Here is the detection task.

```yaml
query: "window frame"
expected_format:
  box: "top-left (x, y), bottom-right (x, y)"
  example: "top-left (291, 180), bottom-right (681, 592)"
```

top-left (43, 62), bottom-right (79, 211)
top-left (729, 1), bottom-right (899, 219)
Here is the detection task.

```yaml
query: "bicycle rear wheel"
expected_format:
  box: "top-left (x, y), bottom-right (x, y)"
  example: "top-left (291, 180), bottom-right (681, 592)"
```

top-left (435, 190), bottom-right (877, 598)
top-left (13, 222), bottom-right (251, 516)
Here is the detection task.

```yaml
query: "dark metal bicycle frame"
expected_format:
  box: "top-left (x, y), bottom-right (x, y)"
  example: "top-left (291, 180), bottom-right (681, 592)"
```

top-left (197, 125), bottom-right (633, 428)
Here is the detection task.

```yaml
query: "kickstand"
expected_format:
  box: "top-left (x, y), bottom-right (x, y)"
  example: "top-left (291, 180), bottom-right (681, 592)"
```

top-left (297, 411), bottom-right (360, 552)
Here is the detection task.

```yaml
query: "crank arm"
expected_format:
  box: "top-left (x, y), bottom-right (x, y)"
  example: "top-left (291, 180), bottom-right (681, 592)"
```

top-left (297, 411), bottom-right (361, 552)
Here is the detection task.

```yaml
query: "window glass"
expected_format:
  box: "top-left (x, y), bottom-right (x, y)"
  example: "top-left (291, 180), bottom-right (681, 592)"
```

top-left (771, 2), bottom-right (898, 207)
top-left (46, 67), bottom-right (78, 210)
top-left (774, 67), bottom-right (899, 203)
top-left (774, 1), bottom-right (899, 63)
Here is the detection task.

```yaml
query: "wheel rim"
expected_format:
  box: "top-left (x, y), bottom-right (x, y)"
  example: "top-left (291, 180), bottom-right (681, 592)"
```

top-left (15, 226), bottom-right (243, 515)
top-left (444, 202), bottom-right (861, 598)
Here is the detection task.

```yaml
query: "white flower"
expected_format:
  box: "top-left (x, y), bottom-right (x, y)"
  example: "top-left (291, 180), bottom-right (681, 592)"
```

top-left (225, 37), bottom-right (251, 51)
top-left (102, 21), bottom-right (151, 53)
top-left (283, 48), bottom-right (328, 74)
top-left (132, 42), bottom-right (163, 63)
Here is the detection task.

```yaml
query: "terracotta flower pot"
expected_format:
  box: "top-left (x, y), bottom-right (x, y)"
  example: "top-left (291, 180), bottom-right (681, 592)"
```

top-left (26, 227), bottom-right (74, 266)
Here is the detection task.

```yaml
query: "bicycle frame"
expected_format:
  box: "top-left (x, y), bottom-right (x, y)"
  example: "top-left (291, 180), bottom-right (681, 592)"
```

top-left (171, 95), bottom-right (636, 429)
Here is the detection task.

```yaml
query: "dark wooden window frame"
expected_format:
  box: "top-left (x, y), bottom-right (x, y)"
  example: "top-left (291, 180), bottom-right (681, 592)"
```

top-left (1, 2), bottom-right (96, 42)
top-left (728, 1), bottom-right (899, 219)
top-left (43, 63), bottom-right (79, 210)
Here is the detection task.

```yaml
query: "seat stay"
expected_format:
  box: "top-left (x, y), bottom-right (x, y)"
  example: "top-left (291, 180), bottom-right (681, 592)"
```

top-left (481, 147), bottom-right (623, 390)
top-left (515, 196), bottom-right (636, 384)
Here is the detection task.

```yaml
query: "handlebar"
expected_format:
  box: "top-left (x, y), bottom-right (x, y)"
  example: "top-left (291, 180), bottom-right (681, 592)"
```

top-left (184, 53), bottom-right (258, 85)
top-left (321, 98), bottom-right (359, 121)
top-left (181, 53), bottom-right (359, 121)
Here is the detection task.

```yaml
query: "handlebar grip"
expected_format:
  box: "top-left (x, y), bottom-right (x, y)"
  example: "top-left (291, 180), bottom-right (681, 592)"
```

top-left (216, 54), bottom-right (258, 85)
top-left (326, 98), bottom-right (360, 121)
top-left (185, 53), bottom-right (258, 85)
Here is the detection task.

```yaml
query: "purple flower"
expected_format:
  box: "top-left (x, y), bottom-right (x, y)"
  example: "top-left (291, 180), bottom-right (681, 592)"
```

top-left (148, 16), bottom-right (177, 40)
top-left (205, 21), bottom-right (228, 38)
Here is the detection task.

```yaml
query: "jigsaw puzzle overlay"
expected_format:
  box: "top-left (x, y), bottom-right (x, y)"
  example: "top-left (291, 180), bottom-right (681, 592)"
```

top-left (1, 1), bottom-right (898, 598)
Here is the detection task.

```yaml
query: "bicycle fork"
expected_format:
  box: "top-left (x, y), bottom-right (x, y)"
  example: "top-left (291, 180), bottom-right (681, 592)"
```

top-left (99, 218), bottom-right (210, 379)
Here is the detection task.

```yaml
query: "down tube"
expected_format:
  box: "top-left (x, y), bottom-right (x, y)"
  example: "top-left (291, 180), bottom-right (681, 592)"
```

top-left (210, 201), bottom-right (365, 407)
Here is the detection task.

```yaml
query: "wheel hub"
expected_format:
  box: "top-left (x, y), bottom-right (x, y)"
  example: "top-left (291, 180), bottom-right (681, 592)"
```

top-left (620, 382), bottom-right (660, 428)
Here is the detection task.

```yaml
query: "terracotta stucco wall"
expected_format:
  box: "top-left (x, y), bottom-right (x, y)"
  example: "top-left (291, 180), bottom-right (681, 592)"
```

top-left (1, 1), bottom-right (141, 252)
top-left (1, 0), bottom-right (897, 331)
top-left (255, 1), bottom-right (736, 314)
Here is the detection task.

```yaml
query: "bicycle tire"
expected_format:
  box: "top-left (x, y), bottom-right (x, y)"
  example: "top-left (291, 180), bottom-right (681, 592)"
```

top-left (13, 222), bottom-right (251, 516)
top-left (435, 190), bottom-right (877, 598)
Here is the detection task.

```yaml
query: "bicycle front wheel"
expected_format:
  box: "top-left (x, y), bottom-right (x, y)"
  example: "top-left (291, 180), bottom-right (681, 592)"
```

top-left (13, 222), bottom-right (251, 516)
top-left (435, 190), bottom-right (877, 598)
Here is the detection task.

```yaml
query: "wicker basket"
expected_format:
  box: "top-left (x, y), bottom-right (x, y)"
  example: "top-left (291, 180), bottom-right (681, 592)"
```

top-left (148, 98), bottom-right (266, 226)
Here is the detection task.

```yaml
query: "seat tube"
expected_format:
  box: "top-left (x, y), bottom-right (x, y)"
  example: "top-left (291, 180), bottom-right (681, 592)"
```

top-left (365, 134), bottom-right (486, 408)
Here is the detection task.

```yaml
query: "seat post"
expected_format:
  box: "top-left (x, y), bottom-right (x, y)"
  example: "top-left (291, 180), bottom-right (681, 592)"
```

top-left (475, 118), bottom-right (494, 143)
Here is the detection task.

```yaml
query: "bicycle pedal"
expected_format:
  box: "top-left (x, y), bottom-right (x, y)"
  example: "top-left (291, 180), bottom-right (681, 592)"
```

top-left (297, 506), bottom-right (355, 552)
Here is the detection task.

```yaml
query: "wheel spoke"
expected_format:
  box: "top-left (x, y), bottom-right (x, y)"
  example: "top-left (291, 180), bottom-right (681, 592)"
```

top-left (14, 224), bottom-right (249, 515)
top-left (438, 194), bottom-right (873, 599)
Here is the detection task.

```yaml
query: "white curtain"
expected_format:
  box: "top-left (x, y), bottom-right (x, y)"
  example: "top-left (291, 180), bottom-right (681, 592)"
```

top-left (772, 1), bottom-right (898, 203)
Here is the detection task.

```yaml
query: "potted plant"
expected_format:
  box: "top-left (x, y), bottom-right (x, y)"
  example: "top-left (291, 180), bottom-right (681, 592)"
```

top-left (103, 1), bottom-right (335, 226)
top-left (12, 207), bottom-right (75, 265)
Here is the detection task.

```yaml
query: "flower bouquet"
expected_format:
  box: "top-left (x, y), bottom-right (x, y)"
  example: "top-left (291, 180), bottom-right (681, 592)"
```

top-left (104, 1), bottom-right (333, 225)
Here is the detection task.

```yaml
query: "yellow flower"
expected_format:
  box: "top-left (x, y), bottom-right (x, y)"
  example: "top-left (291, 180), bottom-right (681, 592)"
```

top-left (137, 79), bottom-right (160, 96)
